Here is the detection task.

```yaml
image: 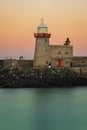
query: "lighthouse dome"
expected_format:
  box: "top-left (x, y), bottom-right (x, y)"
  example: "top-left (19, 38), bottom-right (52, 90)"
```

top-left (37, 19), bottom-right (48, 33)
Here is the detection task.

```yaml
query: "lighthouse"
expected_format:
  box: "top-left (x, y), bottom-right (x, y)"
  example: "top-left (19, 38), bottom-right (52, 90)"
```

top-left (34, 19), bottom-right (51, 67)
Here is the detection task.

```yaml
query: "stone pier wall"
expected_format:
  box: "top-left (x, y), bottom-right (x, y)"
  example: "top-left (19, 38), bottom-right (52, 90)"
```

top-left (0, 59), bottom-right (33, 70)
top-left (72, 67), bottom-right (87, 78)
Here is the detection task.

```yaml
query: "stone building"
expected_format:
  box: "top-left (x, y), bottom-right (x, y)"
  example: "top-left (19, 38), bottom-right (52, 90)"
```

top-left (34, 19), bottom-right (73, 67)
top-left (33, 19), bottom-right (87, 76)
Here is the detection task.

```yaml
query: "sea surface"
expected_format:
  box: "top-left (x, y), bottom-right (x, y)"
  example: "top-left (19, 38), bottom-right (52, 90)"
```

top-left (0, 87), bottom-right (87, 130)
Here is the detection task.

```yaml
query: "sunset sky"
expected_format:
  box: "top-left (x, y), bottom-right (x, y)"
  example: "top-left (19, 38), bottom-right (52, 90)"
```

top-left (0, 0), bottom-right (87, 59)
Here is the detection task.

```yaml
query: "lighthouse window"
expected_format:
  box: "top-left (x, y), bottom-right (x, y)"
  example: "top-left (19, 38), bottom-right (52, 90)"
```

top-left (45, 38), bottom-right (47, 42)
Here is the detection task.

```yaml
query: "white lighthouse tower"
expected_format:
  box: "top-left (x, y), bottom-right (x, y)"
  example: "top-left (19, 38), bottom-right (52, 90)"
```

top-left (34, 19), bottom-right (51, 67)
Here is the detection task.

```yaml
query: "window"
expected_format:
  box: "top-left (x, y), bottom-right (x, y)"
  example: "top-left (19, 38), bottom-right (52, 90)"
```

top-left (58, 52), bottom-right (61, 54)
top-left (65, 52), bottom-right (68, 55)
top-left (45, 38), bottom-right (47, 42)
top-left (82, 61), bottom-right (85, 63)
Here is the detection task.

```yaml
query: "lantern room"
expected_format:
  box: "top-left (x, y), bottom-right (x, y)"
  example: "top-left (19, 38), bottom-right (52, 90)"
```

top-left (34, 19), bottom-right (51, 38)
top-left (37, 18), bottom-right (48, 33)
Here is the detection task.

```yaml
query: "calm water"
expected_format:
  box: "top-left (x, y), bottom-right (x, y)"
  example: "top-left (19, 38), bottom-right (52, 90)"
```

top-left (0, 87), bottom-right (87, 130)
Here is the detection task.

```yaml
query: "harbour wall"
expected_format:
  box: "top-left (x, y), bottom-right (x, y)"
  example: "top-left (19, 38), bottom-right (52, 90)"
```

top-left (0, 59), bottom-right (87, 78)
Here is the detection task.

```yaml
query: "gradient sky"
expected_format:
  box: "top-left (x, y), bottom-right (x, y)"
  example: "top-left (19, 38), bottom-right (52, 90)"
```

top-left (0, 0), bottom-right (87, 59)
